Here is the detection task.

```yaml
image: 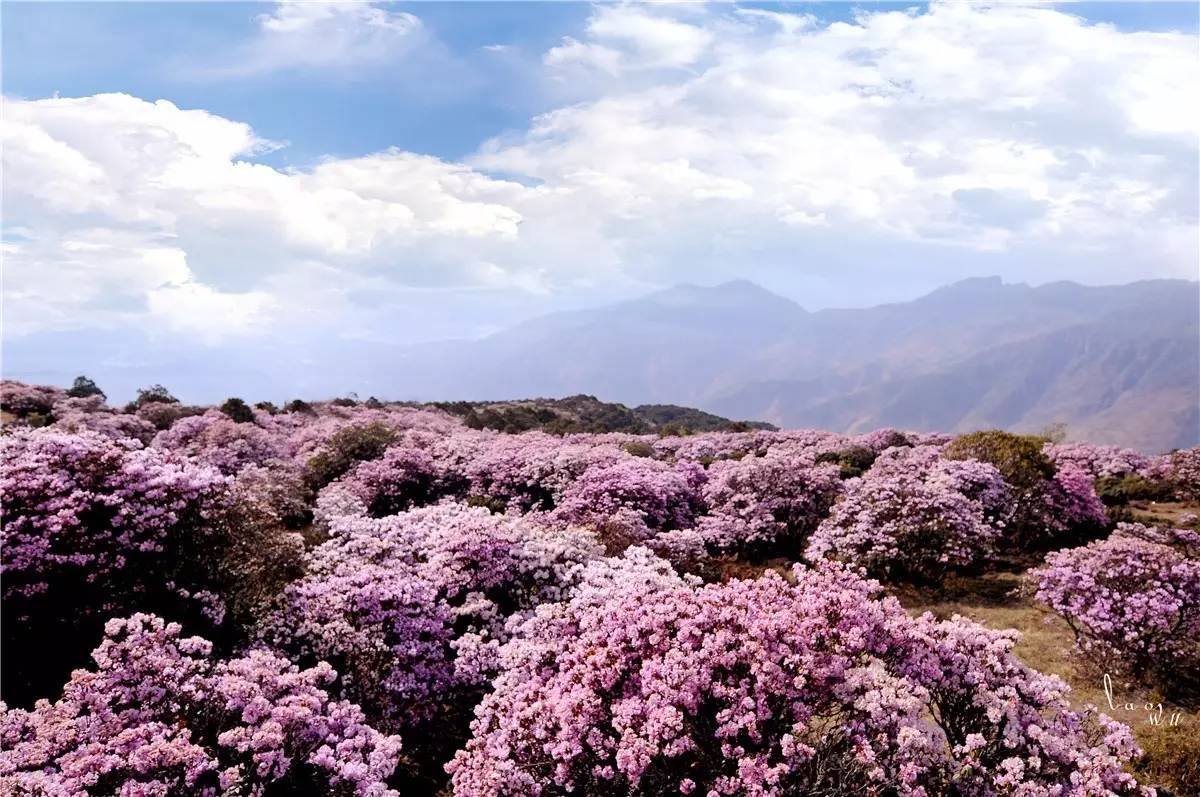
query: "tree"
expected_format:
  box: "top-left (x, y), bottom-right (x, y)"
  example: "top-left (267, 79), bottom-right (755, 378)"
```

top-left (65, 376), bottom-right (104, 400)
top-left (130, 383), bottom-right (178, 409)
top-left (218, 396), bottom-right (255, 423)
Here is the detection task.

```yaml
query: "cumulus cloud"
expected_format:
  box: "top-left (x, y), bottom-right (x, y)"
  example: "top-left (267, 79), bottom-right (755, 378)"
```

top-left (1, 93), bottom-right (534, 340)
top-left (2, 2), bottom-right (1197, 346)
top-left (206, 0), bottom-right (423, 76)
top-left (510, 1), bottom-right (1198, 259)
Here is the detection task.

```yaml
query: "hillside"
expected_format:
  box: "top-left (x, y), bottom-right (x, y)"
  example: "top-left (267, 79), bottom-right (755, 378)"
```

top-left (427, 395), bottom-right (775, 435)
top-left (393, 277), bottom-right (1199, 451)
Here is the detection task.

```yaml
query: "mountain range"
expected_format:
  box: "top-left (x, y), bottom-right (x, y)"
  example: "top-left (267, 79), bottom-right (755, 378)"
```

top-left (393, 277), bottom-right (1199, 452)
top-left (4, 277), bottom-right (1196, 452)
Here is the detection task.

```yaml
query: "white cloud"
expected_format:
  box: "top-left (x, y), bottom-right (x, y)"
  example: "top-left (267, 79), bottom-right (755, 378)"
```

top-left (211, 0), bottom-right (423, 76)
top-left (545, 6), bottom-right (713, 73)
top-left (2, 2), bottom-right (1197, 345)
top-left (1, 93), bottom-right (534, 340)
top-left (486, 1), bottom-right (1198, 268)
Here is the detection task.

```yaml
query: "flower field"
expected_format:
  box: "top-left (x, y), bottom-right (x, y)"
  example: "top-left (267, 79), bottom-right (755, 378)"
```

top-left (1, 379), bottom-right (1198, 796)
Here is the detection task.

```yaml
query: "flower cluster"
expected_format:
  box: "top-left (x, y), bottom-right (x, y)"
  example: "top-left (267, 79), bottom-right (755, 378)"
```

top-left (1, 428), bottom-right (233, 701)
top-left (696, 453), bottom-right (842, 551)
top-left (0, 379), bottom-right (65, 418)
top-left (449, 563), bottom-right (1149, 797)
top-left (0, 614), bottom-right (403, 796)
top-left (1031, 522), bottom-right (1200, 690)
top-left (261, 504), bottom-right (603, 729)
top-left (1044, 442), bottom-right (1153, 479)
top-left (806, 447), bottom-right (1007, 580)
top-left (152, 412), bottom-right (286, 475)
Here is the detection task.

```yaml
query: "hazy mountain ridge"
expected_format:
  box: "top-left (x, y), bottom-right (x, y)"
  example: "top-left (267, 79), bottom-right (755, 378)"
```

top-left (4, 277), bottom-right (1195, 451)
top-left (403, 277), bottom-right (1198, 451)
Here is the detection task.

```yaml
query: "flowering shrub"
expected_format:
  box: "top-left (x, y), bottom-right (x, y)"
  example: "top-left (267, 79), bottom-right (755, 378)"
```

top-left (50, 395), bottom-right (158, 443)
top-left (1031, 523), bottom-right (1200, 692)
top-left (945, 431), bottom-right (1108, 550)
top-left (0, 379), bottom-right (65, 419)
top-left (449, 564), bottom-right (1149, 797)
top-left (1159, 447), bottom-right (1200, 500)
top-left (303, 422), bottom-right (400, 488)
top-left (462, 433), bottom-right (623, 512)
top-left (262, 560), bottom-right (457, 731)
top-left (806, 448), bottom-right (1006, 580)
top-left (153, 411), bottom-right (286, 475)
top-left (552, 457), bottom-right (703, 539)
top-left (1, 429), bottom-right (231, 702)
top-left (697, 454), bottom-right (841, 552)
top-left (0, 614), bottom-right (403, 796)
top-left (337, 442), bottom-right (458, 517)
top-left (136, 400), bottom-right (205, 430)
top-left (263, 504), bottom-right (604, 730)
top-left (1044, 442), bottom-right (1153, 479)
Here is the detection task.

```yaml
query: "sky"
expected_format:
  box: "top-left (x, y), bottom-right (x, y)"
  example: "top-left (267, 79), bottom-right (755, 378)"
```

top-left (2, 0), bottom-right (1198, 398)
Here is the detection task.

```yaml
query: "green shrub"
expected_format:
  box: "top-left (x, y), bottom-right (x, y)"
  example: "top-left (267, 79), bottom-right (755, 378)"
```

top-left (943, 430), bottom-right (1055, 488)
top-left (1095, 473), bottom-right (1175, 506)
top-left (622, 441), bottom-right (656, 458)
top-left (219, 397), bottom-right (255, 424)
top-left (815, 445), bottom-right (877, 479)
top-left (130, 384), bottom-right (179, 409)
top-left (303, 422), bottom-right (398, 489)
top-left (254, 401), bottom-right (279, 415)
top-left (283, 399), bottom-right (316, 415)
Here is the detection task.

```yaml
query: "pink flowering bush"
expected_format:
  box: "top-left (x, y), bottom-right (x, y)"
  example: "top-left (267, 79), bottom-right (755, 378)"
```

top-left (336, 442), bottom-right (460, 517)
top-left (0, 379), bottom-right (65, 420)
top-left (50, 395), bottom-right (158, 444)
top-left (449, 563), bottom-right (1149, 797)
top-left (1, 429), bottom-right (232, 703)
top-left (264, 504), bottom-right (603, 733)
top-left (806, 448), bottom-right (1007, 581)
top-left (1159, 447), bottom-right (1200, 500)
top-left (153, 411), bottom-right (287, 475)
top-left (0, 614), bottom-right (403, 796)
top-left (552, 457), bottom-right (704, 540)
top-left (944, 431), bottom-right (1107, 550)
top-left (696, 453), bottom-right (842, 553)
top-left (1044, 442), bottom-right (1153, 479)
top-left (1031, 523), bottom-right (1200, 694)
top-left (463, 433), bottom-right (623, 512)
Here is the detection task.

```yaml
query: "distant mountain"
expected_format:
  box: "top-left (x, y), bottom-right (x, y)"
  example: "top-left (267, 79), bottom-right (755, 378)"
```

top-left (393, 277), bottom-right (1199, 451)
top-left (5, 276), bottom-right (1195, 450)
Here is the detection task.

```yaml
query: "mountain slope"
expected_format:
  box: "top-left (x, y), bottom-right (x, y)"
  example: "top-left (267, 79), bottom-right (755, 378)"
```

top-left (395, 277), bottom-right (1198, 451)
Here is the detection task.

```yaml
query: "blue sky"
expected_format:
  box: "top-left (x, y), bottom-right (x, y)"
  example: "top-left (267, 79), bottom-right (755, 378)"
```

top-left (2, 1), bottom-right (1198, 398)
top-left (7, 2), bottom-right (1195, 167)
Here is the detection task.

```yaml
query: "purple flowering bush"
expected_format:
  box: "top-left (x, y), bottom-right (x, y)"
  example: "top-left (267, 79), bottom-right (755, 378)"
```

top-left (1044, 442), bottom-right (1154, 479)
top-left (1, 428), bottom-right (232, 702)
top-left (152, 411), bottom-right (287, 475)
top-left (805, 447), bottom-right (1007, 580)
top-left (449, 563), bottom-right (1149, 797)
top-left (552, 457), bottom-right (704, 541)
top-left (1031, 523), bottom-right (1200, 694)
top-left (696, 453), bottom-right (842, 553)
top-left (0, 614), bottom-right (403, 796)
top-left (335, 441), bottom-right (459, 517)
top-left (5, 381), bottom-right (1193, 793)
